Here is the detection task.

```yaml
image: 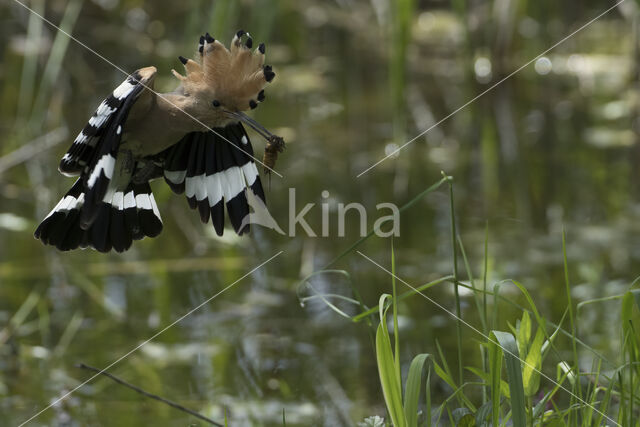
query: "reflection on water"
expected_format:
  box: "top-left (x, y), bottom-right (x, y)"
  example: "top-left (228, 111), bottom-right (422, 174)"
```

top-left (1, 0), bottom-right (639, 425)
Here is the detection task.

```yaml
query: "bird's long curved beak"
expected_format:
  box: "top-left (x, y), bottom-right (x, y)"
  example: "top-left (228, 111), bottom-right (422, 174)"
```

top-left (224, 110), bottom-right (278, 141)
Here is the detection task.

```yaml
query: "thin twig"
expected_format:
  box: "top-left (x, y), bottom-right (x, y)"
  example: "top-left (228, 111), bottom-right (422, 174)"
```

top-left (76, 363), bottom-right (222, 426)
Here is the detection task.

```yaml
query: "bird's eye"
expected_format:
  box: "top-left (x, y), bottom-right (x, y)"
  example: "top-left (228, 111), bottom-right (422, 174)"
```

top-left (212, 100), bottom-right (221, 107)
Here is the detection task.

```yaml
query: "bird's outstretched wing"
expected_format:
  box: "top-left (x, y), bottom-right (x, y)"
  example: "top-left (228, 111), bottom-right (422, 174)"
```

top-left (35, 67), bottom-right (162, 252)
top-left (34, 178), bottom-right (162, 252)
top-left (57, 67), bottom-right (157, 227)
top-left (161, 123), bottom-right (266, 236)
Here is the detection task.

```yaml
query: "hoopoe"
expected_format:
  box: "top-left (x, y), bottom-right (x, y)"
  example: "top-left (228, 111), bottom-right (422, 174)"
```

top-left (35, 30), bottom-right (285, 253)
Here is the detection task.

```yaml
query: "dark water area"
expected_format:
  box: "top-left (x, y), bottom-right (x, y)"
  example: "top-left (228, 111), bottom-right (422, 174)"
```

top-left (1, 0), bottom-right (639, 425)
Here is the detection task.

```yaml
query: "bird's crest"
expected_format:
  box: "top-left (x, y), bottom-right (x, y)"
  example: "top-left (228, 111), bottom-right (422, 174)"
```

top-left (172, 30), bottom-right (275, 112)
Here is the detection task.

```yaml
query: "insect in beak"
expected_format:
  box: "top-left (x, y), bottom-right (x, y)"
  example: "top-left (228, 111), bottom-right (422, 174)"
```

top-left (223, 109), bottom-right (285, 176)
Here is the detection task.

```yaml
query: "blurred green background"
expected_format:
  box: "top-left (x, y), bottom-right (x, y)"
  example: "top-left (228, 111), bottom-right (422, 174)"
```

top-left (1, 0), bottom-right (639, 425)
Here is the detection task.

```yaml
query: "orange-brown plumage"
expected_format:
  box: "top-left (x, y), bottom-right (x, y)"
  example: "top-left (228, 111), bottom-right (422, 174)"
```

top-left (172, 30), bottom-right (270, 113)
top-left (123, 31), bottom-right (277, 157)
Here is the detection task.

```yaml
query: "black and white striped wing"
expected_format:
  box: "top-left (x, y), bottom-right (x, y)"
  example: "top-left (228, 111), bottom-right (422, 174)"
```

top-left (34, 179), bottom-right (162, 252)
top-left (59, 68), bottom-right (155, 176)
top-left (57, 68), bottom-right (156, 227)
top-left (162, 123), bottom-right (265, 236)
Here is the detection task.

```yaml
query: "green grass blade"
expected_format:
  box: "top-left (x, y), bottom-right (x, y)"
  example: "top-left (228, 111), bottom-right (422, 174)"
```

top-left (458, 235), bottom-right (488, 333)
top-left (506, 281), bottom-right (545, 332)
top-left (562, 230), bottom-right (581, 403)
top-left (445, 174), bottom-right (464, 386)
top-left (376, 294), bottom-right (405, 427)
top-left (488, 335), bottom-right (503, 427)
top-left (29, 0), bottom-right (84, 127)
top-left (492, 283), bottom-right (502, 331)
top-left (557, 361), bottom-right (576, 387)
top-left (583, 358), bottom-right (602, 426)
top-left (595, 374), bottom-right (614, 426)
top-left (0, 290), bottom-right (40, 346)
top-left (389, 0), bottom-right (415, 141)
top-left (482, 222), bottom-right (490, 404)
top-left (53, 311), bottom-right (83, 358)
top-left (516, 311), bottom-right (531, 357)
top-left (425, 366), bottom-right (432, 427)
top-left (483, 221), bottom-right (489, 333)
top-left (433, 359), bottom-right (456, 391)
top-left (352, 275), bottom-right (454, 322)
top-left (621, 291), bottom-right (640, 426)
top-left (376, 322), bottom-right (404, 425)
top-left (391, 241), bottom-right (401, 393)
top-left (403, 353), bottom-right (432, 427)
top-left (435, 339), bottom-right (456, 389)
top-left (296, 269), bottom-right (373, 326)
top-left (17, 0), bottom-right (44, 123)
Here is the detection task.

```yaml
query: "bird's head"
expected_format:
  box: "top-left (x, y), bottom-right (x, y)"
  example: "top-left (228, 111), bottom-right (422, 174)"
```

top-left (172, 30), bottom-right (276, 130)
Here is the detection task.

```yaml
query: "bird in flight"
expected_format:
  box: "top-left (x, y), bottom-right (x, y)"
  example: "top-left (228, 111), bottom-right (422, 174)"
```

top-left (35, 30), bottom-right (284, 252)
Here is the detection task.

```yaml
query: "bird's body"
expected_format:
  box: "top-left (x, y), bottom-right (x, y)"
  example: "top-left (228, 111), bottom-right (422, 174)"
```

top-left (122, 68), bottom-right (237, 156)
top-left (35, 31), bottom-right (283, 252)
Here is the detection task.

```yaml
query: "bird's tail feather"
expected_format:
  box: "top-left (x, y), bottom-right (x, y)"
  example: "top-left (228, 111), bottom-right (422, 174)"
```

top-left (35, 178), bottom-right (162, 252)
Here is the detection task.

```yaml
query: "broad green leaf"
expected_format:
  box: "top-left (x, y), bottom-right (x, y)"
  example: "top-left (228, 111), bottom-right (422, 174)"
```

top-left (544, 417), bottom-right (565, 427)
top-left (457, 414), bottom-right (476, 427)
top-left (492, 331), bottom-right (526, 427)
top-left (475, 399), bottom-right (494, 427)
top-left (516, 311), bottom-right (531, 357)
top-left (452, 408), bottom-right (474, 426)
top-left (622, 291), bottom-right (638, 346)
top-left (522, 327), bottom-right (544, 397)
top-left (632, 289), bottom-right (640, 312)
top-left (622, 291), bottom-right (634, 331)
top-left (404, 353), bottom-right (432, 427)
